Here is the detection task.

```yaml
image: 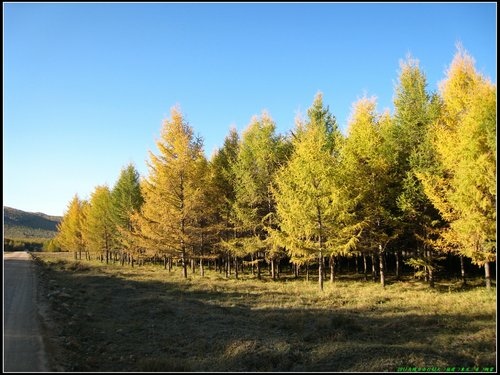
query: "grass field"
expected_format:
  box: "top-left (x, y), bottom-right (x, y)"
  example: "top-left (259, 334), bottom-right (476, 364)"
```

top-left (31, 252), bottom-right (496, 372)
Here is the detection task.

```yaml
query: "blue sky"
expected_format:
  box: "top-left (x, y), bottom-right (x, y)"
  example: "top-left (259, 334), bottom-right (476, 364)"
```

top-left (3, 2), bottom-right (497, 217)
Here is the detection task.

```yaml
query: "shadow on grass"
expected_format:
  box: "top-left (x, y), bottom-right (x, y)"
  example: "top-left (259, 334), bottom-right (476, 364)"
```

top-left (34, 258), bottom-right (496, 372)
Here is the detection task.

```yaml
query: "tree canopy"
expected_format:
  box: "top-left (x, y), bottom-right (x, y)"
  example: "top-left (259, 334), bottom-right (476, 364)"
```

top-left (56, 45), bottom-right (496, 289)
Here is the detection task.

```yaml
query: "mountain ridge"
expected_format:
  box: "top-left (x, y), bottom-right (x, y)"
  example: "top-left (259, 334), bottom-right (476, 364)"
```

top-left (3, 206), bottom-right (62, 240)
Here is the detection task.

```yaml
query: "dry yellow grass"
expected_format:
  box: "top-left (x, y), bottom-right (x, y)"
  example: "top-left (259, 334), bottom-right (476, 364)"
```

top-left (32, 252), bottom-right (496, 372)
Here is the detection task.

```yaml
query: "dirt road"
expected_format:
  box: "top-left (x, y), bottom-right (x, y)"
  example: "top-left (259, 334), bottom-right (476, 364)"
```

top-left (4, 251), bottom-right (49, 372)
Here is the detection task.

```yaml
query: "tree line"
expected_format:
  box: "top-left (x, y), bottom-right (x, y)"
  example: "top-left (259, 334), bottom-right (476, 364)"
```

top-left (53, 45), bottom-right (496, 290)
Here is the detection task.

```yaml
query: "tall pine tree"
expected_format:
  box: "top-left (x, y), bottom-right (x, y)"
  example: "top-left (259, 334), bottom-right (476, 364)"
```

top-left (390, 55), bottom-right (443, 287)
top-left (338, 96), bottom-right (396, 287)
top-left (418, 45), bottom-right (496, 288)
top-left (55, 194), bottom-right (85, 260)
top-left (132, 106), bottom-right (207, 278)
top-left (231, 111), bottom-right (287, 279)
top-left (209, 128), bottom-right (240, 276)
top-left (82, 185), bottom-right (115, 263)
top-left (273, 92), bottom-right (342, 290)
top-left (111, 163), bottom-right (144, 265)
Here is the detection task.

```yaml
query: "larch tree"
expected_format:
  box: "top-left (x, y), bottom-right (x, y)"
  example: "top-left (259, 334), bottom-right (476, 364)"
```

top-left (55, 194), bottom-right (86, 260)
top-left (418, 45), bottom-right (496, 288)
top-left (188, 156), bottom-right (213, 276)
top-left (231, 111), bottom-right (287, 279)
top-left (273, 92), bottom-right (342, 290)
top-left (81, 185), bottom-right (115, 263)
top-left (390, 55), bottom-right (444, 287)
top-left (132, 105), bottom-right (207, 278)
top-left (338, 96), bottom-right (396, 287)
top-left (209, 127), bottom-right (240, 276)
top-left (111, 163), bottom-right (144, 265)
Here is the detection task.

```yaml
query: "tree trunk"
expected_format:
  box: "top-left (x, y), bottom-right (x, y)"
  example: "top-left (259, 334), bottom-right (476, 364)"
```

top-left (330, 255), bottom-right (335, 283)
top-left (199, 232), bottom-right (205, 276)
top-left (257, 257), bottom-right (261, 280)
top-left (181, 248), bottom-right (187, 279)
top-left (371, 252), bottom-right (377, 282)
top-left (271, 258), bottom-right (276, 280)
top-left (428, 265), bottom-right (434, 288)
top-left (323, 256), bottom-right (328, 281)
top-left (379, 245), bottom-right (385, 288)
top-left (460, 255), bottom-right (467, 286)
top-left (395, 250), bottom-right (401, 280)
top-left (363, 254), bottom-right (368, 281)
top-left (428, 249), bottom-right (434, 288)
top-left (318, 250), bottom-right (324, 291)
top-left (234, 257), bottom-right (238, 280)
top-left (317, 208), bottom-right (324, 291)
top-left (305, 262), bottom-right (309, 282)
top-left (484, 261), bottom-right (491, 289)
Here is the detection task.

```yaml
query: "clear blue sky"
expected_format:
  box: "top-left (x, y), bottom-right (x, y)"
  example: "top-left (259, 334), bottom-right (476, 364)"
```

top-left (3, 2), bottom-right (497, 217)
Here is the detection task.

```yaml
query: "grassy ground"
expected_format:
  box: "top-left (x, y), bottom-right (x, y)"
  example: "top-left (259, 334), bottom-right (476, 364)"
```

top-left (31, 252), bottom-right (496, 372)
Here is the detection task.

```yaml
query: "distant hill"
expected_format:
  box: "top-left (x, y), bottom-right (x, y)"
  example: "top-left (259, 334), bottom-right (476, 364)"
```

top-left (3, 206), bottom-right (62, 240)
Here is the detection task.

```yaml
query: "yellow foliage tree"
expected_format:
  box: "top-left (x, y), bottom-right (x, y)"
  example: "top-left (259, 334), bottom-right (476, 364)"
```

top-left (418, 45), bottom-right (496, 288)
top-left (131, 106), bottom-right (207, 278)
top-left (81, 185), bottom-right (115, 263)
top-left (338, 96), bottom-right (396, 287)
top-left (55, 194), bottom-right (85, 260)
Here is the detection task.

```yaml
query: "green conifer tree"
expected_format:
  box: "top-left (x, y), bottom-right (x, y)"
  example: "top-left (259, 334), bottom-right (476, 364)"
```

top-left (273, 92), bottom-right (342, 290)
top-left (209, 128), bottom-right (240, 276)
top-left (111, 163), bottom-right (144, 265)
top-left (390, 56), bottom-right (444, 287)
top-left (231, 111), bottom-right (287, 279)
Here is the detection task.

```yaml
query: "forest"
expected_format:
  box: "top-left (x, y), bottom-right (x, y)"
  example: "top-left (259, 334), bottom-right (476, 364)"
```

top-left (52, 45), bottom-right (496, 291)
